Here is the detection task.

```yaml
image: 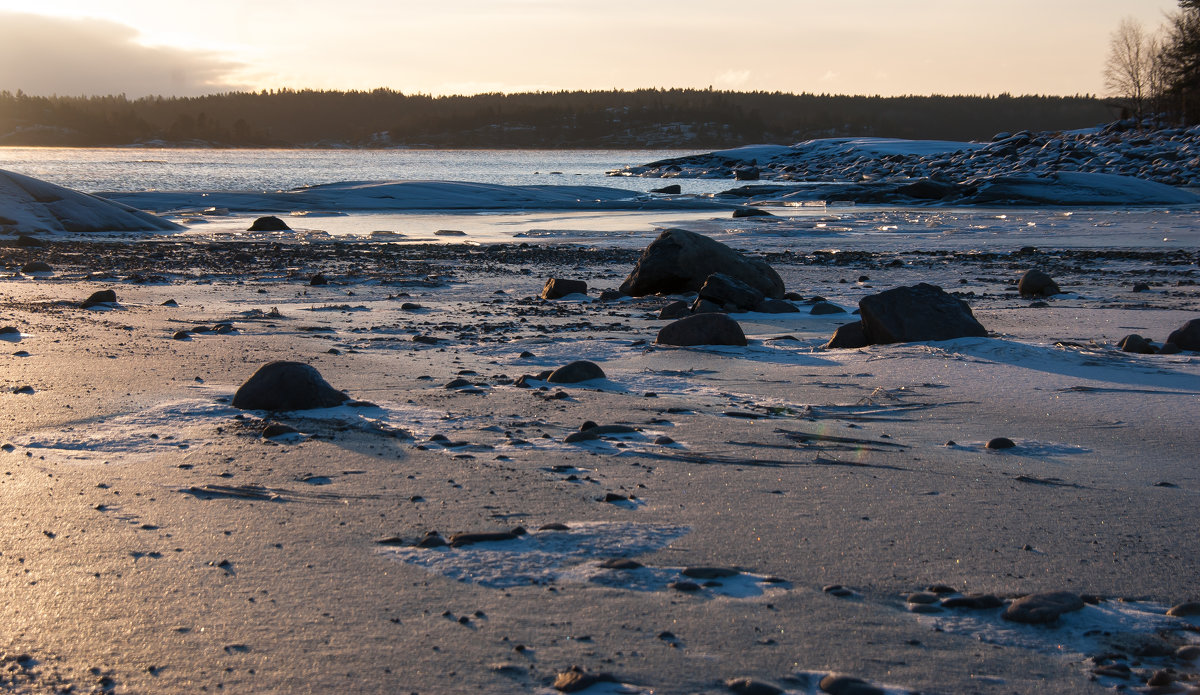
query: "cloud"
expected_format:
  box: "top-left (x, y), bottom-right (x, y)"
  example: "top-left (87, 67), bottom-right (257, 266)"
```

top-left (0, 12), bottom-right (248, 97)
top-left (715, 70), bottom-right (752, 89)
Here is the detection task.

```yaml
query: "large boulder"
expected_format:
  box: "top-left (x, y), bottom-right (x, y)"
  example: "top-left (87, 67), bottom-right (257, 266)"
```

top-left (824, 321), bottom-right (868, 349)
top-left (232, 361), bottom-right (349, 411)
top-left (656, 313), bottom-right (747, 347)
top-left (546, 360), bottom-right (606, 383)
top-left (858, 283), bottom-right (988, 344)
top-left (1018, 269), bottom-right (1061, 298)
top-left (1166, 318), bottom-right (1200, 350)
top-left (697, 273), bottom-right (763, 311)
top-left (541, 278), bottom-right (588, 299)
top-left (248, 216), bottom-right (291, 232)
top-left (619, 229), bottom-right (784, 299)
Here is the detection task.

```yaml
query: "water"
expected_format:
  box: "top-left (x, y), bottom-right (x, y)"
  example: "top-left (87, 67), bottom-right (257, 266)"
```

top-left (0, 147), bottom-right (718, 195)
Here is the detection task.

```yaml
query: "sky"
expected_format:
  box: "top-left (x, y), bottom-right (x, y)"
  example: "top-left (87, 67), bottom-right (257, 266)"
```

top-left (0, 1), bottom-right (1183, 99)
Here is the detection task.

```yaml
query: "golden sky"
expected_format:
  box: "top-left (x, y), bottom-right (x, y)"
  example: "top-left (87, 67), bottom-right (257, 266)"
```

top-left (0, 0), bottom-right (1181, 98)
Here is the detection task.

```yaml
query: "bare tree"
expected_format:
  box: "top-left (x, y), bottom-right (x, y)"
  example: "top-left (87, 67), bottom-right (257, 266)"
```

top-left (1104, 18), bottom-right (1158, 117)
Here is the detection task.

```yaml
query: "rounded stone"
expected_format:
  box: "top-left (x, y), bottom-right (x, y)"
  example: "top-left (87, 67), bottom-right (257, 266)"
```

top-left (232, 361), bottom-right (349, 411)
top-left (1018, 269), bottom-right (1061, 298)
top-left (818, 674), bottom-right (885, 695)
top-left (546, 360), bottom-right (605, 384)
top-left (1002, 591), bottom-right (1085, 624)
top-left (247, 216), bottom-right (290, 231)
top-left (986, 437), bottom-right (1016, 450)
top-left (656, 313), bottom-right (747, 347)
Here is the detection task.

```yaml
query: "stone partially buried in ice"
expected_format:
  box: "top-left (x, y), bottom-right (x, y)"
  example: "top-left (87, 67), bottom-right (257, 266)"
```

top-left (858, 283), bottom-right (987, 344)
top-left (546, 360), bottom-right (605, 384)
top-left (82, 289), bottom-right (118, 308)
top-left (619, 228), bottom-right (784, 299)
top-left (1166, 318), bottom-right (1200, 351)
top-left (656, 313), bottom-right (747, 346)
top-left (1002, 591), bottom-right (1085, 624)
top-left (541, 278), bottom-right (587, 299)
top-left (232, 361), bottom-right (349, 411)
top-left (247, 216), bottom-right (291, 232)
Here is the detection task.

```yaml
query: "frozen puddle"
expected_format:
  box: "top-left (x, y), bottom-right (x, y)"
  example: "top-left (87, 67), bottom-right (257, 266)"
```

top-left (382, 521), bottom-right (788, 597)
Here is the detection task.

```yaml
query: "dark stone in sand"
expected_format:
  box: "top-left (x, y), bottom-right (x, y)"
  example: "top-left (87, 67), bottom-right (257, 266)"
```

top-left (541, 278), bottom-right (588, 299)
top-left (824, 321), bottom-right (868, 349)
top-left (1160, 342), bottom-right (1182, 354)
top-left (1166, 318), bottom-right (1200, 351)
top-left (755, 298), bottom-right (800, 314)
top-left (810, 301), bottom-right (846, 315)
top-left (448, 530), bottom-right (523, 547)
top-left (906, 592), bottom-right (940, 604)
top-left (598, 289), bottom-right (624, 301)
top-left (16, 234), bottom-right (44, 247)
top-left (690, 297), bottom-right (724, 314)
top-left (261, 422), bottom-right (299, 438)
top-left (699, 273), bottom-right (764, 311)
top-left (583, 424), bottom-right (637, 435)
top-left (1003, 591), bottom-right (1085, 624)
top-left (539, 523), bottom-right (570, 531)
top-left (415, 531), bottom-right (448, 548)
top-left (733, 167), bottom-right (760, 181)
top-left (1018, 269), bottom-right (1061, 298)
top-left (82, 289), bottom-right (118, 308)
top-left (21, 261), bottom-right (51, 273)
top-left (669, 580), bottom-right (701, 592)
top-left (986, 437), bottom-right (1016, 450)
top-left (1147, 670), bottom-right (1175, 687)
top-left (434, 229), bottom-right (466, 236)
top-left (602, 492), bottom-right (629, 503)
top-left (309, 272), bottom-right (328, 286)
top-left (658, 300), bottom-right (691, 320)
top-left (172, 330), bottom-right (191, 340)
top-left (941, 593), bottom-right (1004, 610)
top-left (725, 677), bottom-right (783, 695)
top-left (657, 313), bottom-right (747, 347)
top-left (232, 361), bottom-right (349, 411)
top-left (564, 431), bottom-right (600, 444)
top-left (682, 567), bottom-right (739, 579)
top-left (547, 360), bottom-right (605, 383)
top-left (650, 184), bottom-right (681, 194)
top-left (444, 378), bottom-right (473, 389)
top-left (599, 558), bottom-right (643, 570)
top-left (818, 674), bottom-right (885, 695)
top-left (858, 283), bottom-right (987, 344)
top-left (619, 229), bottom-right (784, 299)
top-left (1118, 334), bottom-right (1157, 354)
top-left (732, 207), bottom-right (772, 218)
top-left (1178, 644), bottom-right (1200, 660)
top-left (0, 326), bottom-right (19, 335)
top-left (248, 216), bottom-right (290, 231)
top-left (1132, 282), bottom-right (1151, 292)
top-left (161, 299), bottom-right (179, 307)
top-left (823, 584), bottom-right (855, 597)
top-left (1166, 601), bottom-right (1200, 617)
top-left (552, 668), bottom-right (616, 693)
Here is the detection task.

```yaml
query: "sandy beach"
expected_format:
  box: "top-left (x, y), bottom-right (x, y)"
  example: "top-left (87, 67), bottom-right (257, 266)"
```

top-left (0, 234), bottom-right (1197, 694)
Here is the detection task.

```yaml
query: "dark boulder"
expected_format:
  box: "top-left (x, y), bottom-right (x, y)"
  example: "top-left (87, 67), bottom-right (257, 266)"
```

top-left (689, 297), bottom-right (724, 314)
top-left (82, 289), bottom-right (118, 308)
top-left (1118, 334), bottom-right (1157, 354)
top-left (541, 278), bottom-right (588, 299)
top-left (15, 234), bottom-right (44, 247)
top-left (698, 273), bottom-right (763, 311)
top-left (619, 229), bottom-right (784, 299)
top-left (897, 178), bottom-right (959, 200)
top-left (755, 298), bottom-right (800, 314)
top-left (248, 216), bottom-right (291, 232)
top-left (650, 184), bottom-right (681, 194)
top-left (1166, 318), bottom-right (1200, 350)
top-left (1018, 269), bottom-right (1061, 298)
top-left (656, 313), bottom-right (747, 347)
top-left (733, 167), bottom-right (760, 181)
top-left (658, 300), bottom-right (691, 320)
top-left (21, 261), bottom-right (52, 273)
top-left (232, 361), bottom-right (349, 411)
top-left (546, 360), bottom-right (606, 383)
top-left (732, 207), bottom-right (772, 218)
top-left (1003, 591), bottom-right (1085, 624)
top-left (309, 272), bottom-right (328, 286)
top-left (858, 283), bottom-right (988, 344)
top-left (824, 321), bottom-right (868, 349)
top-left (810, 301), bottom-right (846, 315)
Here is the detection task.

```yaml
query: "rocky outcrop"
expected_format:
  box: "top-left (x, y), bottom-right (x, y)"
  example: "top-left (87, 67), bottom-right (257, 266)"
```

top-left (619, 229), bottom-right (783, 299)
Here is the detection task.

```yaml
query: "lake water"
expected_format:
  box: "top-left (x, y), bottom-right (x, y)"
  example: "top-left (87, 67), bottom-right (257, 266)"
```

top-left (0, 147), bottom-right (720, 195)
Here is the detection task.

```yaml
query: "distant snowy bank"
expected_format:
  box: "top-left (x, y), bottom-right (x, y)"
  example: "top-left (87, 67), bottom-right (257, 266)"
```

top-left (0, 169), bottom-right (183, 235)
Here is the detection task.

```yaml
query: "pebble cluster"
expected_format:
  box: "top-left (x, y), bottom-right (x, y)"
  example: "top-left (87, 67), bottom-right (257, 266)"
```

top-left (613, 119), bottom-right (1200, 187)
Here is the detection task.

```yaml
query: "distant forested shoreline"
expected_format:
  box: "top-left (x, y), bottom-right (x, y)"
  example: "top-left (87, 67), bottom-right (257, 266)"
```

top-left (0, 88), bottom-right (1117, 149)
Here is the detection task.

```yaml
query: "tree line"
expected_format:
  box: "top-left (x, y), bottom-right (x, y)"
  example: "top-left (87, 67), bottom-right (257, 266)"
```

top-left (0, 88), bottom-right (1114, 149)
top-left (1105, 0), bottom-right (1200, 122)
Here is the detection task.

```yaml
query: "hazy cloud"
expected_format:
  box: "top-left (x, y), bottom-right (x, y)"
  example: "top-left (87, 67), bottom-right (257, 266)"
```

top-left (0, 12), bottom-right (247, 97)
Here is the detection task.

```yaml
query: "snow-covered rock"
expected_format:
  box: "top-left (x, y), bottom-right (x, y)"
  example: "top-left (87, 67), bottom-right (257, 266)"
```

top-left (0, 169), bottom-right (183, 234)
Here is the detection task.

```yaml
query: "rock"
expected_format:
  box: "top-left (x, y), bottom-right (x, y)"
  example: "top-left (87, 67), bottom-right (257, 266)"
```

top-left (82, 289), bottom-right (118, 308)
top-left (541, 278), bottom-right (588, 299)
top-left (732, 207), bottom-right (772, 218)
top-left (232, 361), bottom-right (349, 411)
top-left (448, 530), bottom-right (523, 547)
top-left (857, 283), bottom-right (988, 344)
top-left (247, 216), bottom-right (290, 231)
top-left (810, 301), bottom-right (846, 315)
top-left (690, 298), bottom-right (724, 314)
top-left (261, 422), bottom-right (299, 439)
top-left (824, 321), bottom-right (868, 349)
top-left (733, 167), bottom-right (760, 181)
top-left (1132, 282), bottom-right (1151, 292)
top-left (434, 229), bottom-right (466, 236)
top-left (172, 330), bottom-right (191, 340)
top-left (564, 431), bottom-right (600, 444)
top-left (681, 567), bottom-right (739, 579)
top-left (16, 234), bottom-right (44, 247)
top-left (940, 593), bottom-right (1004, 610)
top-left (658, 300), bottom-right (691, 320)
top-left (1018, 269), bottom-right (1061, 298)
top-left (650, 184), bottom-right (681, 194)
top-left (725, 677), bottom-right (783, 695)
top-left (1118, 334), bottom-right (1157, 354)
top-left (598, 289), bottom-right (624, 301)
top-left (906, 592), bottom-right (940, 604)
top-left (1003, 591), bottom-right (1085, 624)
top-left (986, 437), bottom-right (1016, 450)
top-left (656, 313), bottom-right (747, 347)
top-left (1166, 601), bottom-right (1200, 617)
top-left (818, 675), bottom-right (885, 695)
top-left (552, 668), bottom-right (616, 692)
top-left (20, 261), bottom-right (52, 273)
top-left (1166, 318), bottom-right (1200, 350)
top-left (1160, 342), bottom-right (1182, 354)
top-left (546, 360), bottom-right (605, 383)
top-left (161, 299), bottom-right (179, 307)
top-left (698, 273), bottom-right (764, 311)
top-left (619, 229), bottom-right (784, 299)
top-left (755, 298), bottom-right (800, 313)
top-left (309, 272), bottom-right (328, 286)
